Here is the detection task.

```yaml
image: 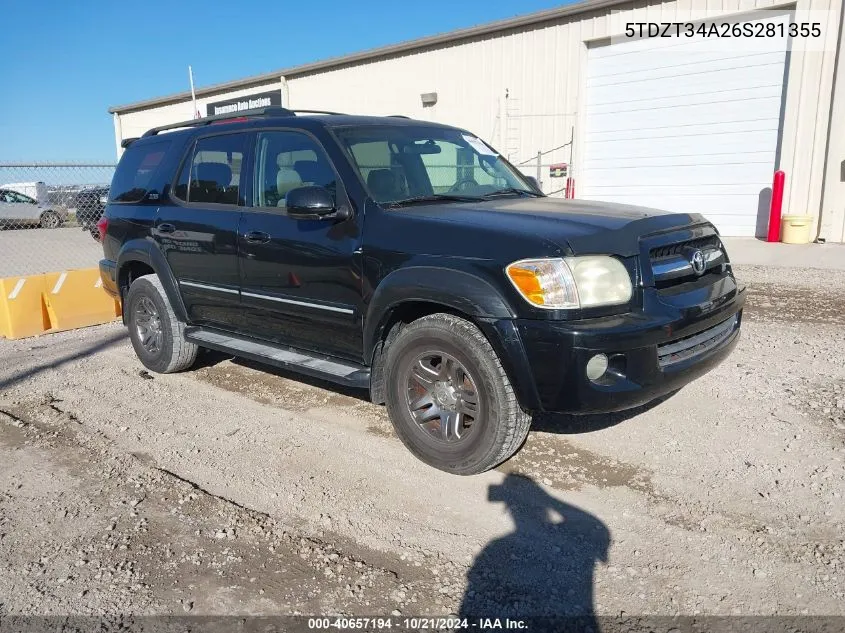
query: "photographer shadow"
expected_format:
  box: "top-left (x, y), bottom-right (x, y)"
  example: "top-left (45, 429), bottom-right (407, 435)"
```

top-left (459, 474), bottom-right (609, 632)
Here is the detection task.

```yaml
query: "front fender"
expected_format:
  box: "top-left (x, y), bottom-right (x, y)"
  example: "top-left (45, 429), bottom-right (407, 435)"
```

top-left (364, 265), bottom-right (518, 359)
top-left (364, 266), bottom-right (541, 411)
top-left (116, 239), bottom-right (188, 323)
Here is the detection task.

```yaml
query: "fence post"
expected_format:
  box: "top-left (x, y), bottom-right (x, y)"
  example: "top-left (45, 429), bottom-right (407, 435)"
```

top-left (535, 151), bottom-right (542, 191)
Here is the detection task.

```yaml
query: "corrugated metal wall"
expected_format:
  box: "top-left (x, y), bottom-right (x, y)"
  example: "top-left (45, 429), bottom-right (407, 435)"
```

top-left (116, 0), bottom-right (844, 240)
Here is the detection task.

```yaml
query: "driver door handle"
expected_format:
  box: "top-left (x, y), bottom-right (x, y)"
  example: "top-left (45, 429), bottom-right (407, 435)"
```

top-left (244, 230), bottom-right (271, 244)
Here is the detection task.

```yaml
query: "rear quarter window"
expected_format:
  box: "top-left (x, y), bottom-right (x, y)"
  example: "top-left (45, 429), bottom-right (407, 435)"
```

top-left (110, 140), bottom-right (171, 203)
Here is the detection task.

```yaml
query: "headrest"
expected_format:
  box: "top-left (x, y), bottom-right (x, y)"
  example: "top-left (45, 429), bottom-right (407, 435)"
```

top-left (367, 169), bottom-right (401, 200)
top-left (276, 167), bottom-right (303, 205)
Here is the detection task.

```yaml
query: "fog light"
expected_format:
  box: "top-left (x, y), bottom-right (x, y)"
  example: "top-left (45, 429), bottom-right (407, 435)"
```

top-left (586, 353), bottom-right (609, 381)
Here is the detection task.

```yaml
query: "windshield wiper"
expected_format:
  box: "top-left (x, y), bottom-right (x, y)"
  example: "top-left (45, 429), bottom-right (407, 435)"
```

top-left (387, 193), bottom-right (482, 207)
top-left (481, 187), bottom-right (545, 198)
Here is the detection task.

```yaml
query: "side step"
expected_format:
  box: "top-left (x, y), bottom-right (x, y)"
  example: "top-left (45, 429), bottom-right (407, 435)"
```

top-left (185, 327), bottom-right (371, 389)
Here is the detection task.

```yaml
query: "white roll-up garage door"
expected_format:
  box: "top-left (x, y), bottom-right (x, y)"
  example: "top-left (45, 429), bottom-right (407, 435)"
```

top-left (580, 13), bottom-right (790, 236)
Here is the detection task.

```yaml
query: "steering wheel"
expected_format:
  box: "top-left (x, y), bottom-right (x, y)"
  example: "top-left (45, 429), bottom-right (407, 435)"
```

top-left (449, 178), bottom-right (479, 193)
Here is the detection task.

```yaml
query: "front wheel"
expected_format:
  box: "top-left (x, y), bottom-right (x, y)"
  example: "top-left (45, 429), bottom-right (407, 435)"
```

top-left (383, 313), bottom-right (532, 475)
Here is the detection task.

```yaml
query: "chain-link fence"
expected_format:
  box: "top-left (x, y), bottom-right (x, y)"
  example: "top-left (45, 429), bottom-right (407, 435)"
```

top-left (0, 164), bottom-right (115, 278)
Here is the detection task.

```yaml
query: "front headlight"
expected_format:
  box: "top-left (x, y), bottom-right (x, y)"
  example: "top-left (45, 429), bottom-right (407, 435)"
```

top-left (505, 256), bottom-right (632, 309)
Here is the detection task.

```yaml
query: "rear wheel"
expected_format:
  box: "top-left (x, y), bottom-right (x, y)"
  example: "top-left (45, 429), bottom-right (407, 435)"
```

top-left (126, 274), bottom-right (198, 374)
top-left (39, 211), bottom-right (62, 229)
top-left (384, 313), bottom-right (532, 475)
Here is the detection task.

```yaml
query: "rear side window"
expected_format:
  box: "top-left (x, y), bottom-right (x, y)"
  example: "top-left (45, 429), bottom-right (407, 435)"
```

top-left (173, 133), bottom-right (247, 205)
top-left (110, 140), bottom-right (170, 203)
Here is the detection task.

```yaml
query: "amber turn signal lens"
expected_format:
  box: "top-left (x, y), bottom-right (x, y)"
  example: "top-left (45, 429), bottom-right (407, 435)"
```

top-left (506, 266), bottom-right (546, 305)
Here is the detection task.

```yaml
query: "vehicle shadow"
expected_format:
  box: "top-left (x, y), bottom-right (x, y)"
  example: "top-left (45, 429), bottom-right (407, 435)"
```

top-left (531, 390), bottom-right (680, 434)
top-left (459, 473), bottom-right (609, 632)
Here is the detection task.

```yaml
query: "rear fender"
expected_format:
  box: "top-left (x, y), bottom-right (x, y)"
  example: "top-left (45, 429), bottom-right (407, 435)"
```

top-left (116, 239), bottom-right (187, 323)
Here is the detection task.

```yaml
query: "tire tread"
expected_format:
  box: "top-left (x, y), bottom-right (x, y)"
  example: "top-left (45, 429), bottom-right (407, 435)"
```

top-left (128, 274), bottom-right (198, 373)
top-left (385, 313), bottom-right (531, 475)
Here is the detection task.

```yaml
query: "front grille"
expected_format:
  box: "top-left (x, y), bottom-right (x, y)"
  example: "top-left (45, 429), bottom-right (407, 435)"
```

top-left (657, 314), bottom-right (738, 368)
top-left (648, 234), bottom-right (726, 288)
top-left (649, 235), bottom-right (721, 260)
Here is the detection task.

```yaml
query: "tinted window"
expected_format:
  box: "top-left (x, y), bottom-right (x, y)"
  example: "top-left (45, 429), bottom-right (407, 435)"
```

top-left (110, 140), bottom-right (170, 203)
top-left (174, 133), bottom-right (247, 205)
top-left (253, 131), bottom-right (337, 208)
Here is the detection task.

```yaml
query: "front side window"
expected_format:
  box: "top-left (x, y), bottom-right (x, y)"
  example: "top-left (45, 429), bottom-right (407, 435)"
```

top-left (334, 125), bottom-right (536, 204)
top-left (173, 133), bottom-right (247, 205)
top-left (110, 140), bottom-right (170, 203)
top-left (253, 131), bottom-right (337, 208)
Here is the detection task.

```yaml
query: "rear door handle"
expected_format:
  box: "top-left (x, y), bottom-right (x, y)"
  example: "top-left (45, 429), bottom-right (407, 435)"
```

top-left (157, 223), bottom-right (176, 234)
top-left (244, 230), bottom-right (271, 244)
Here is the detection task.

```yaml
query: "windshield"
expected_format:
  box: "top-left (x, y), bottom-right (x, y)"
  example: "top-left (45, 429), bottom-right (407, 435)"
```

top-left (334, 125), bottom-right (539, 205)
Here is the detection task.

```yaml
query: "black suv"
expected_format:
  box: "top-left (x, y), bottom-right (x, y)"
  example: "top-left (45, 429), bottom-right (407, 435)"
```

top-left (99, 107), bottom-right (744, 475)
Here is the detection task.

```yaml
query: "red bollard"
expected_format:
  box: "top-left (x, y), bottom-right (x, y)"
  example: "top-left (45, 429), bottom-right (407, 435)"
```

top-left (767, 170), bottom-right (786, 242)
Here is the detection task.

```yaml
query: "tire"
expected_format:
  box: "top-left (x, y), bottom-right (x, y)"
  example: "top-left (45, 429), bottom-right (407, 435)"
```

top-left (383, 313), bottom-right (532, 475)
top-left (125, 274), bottom-right (198, 374)
top-left (39, 211), bottom-right (62, 229)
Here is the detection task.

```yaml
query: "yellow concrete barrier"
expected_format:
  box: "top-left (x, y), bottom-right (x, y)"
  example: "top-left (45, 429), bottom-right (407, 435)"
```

top-left (0, 268), bottom-right (120, 340)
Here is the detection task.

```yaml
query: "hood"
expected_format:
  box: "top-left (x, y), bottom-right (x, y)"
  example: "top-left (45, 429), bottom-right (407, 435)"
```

top-left (394, 196), bottom-right (708, 257)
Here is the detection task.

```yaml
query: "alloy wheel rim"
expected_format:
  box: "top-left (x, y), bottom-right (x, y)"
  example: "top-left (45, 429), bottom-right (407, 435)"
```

top-left (134, 296), bottom-right (163, 355)
top-left (405, 351), bottom-right (480, 443)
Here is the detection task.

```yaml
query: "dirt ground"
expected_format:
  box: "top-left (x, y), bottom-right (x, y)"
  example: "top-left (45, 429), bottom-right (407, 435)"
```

top-left (1, 264), bottom-right (844, 629)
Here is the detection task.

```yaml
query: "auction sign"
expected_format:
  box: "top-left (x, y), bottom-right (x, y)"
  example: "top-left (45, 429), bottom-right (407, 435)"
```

top-left (206, 90), bottom-right (282, 117)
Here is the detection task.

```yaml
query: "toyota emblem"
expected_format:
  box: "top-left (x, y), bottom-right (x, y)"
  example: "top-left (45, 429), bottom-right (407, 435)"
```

top-left (690, 250), bottom-right (706, 275)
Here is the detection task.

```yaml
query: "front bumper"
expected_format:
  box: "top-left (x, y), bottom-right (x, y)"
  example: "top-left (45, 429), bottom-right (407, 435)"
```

top-left (480, 284), bottom-right (745, 415)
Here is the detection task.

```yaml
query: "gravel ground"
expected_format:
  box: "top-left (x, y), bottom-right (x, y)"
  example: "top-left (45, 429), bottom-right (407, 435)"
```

top-left (0, 264), bottom-right (844, 627)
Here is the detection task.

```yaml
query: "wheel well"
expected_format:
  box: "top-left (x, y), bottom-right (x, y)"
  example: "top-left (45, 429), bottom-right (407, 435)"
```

top-left (369, 301), bottom-right (468, 405)
top-left (118, 261), bottom-right (155, 303)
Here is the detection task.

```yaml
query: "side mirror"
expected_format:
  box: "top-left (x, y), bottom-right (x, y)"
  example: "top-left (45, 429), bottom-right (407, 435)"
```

top-left (286, 186), bottom-right (345, 220)
top-left (525, 176), bottom-right (541, 192)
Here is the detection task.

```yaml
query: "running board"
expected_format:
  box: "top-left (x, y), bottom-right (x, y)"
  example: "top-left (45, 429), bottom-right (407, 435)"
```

top-left (185, 327), bottom-right (370, 389)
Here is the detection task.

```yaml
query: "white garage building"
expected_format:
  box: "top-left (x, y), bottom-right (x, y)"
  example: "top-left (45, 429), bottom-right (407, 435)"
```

top-left (109, 0), bottom-right (845, 241)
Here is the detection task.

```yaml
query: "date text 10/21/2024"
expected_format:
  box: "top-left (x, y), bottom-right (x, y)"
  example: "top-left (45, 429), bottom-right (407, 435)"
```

top-left (307, 617), bottom-right (528, 630)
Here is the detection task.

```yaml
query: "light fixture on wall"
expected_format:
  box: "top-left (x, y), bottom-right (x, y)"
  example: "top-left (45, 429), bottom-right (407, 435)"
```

top-left (420, 92), bottom-right (438, 107)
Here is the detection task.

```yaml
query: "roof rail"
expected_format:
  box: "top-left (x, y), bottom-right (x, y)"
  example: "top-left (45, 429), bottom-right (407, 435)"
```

top-left (141, 106), bottom-right (295, 137)
top-left (388, 115), bottom-right (410, 118)
top-left (121, 137), bottom-right (140, 149)
top-left (290, 109), bottom-right (345, 116)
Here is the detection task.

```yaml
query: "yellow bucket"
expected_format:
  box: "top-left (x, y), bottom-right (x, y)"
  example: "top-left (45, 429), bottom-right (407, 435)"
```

top-left (781, 215), bottom-right (814, 244)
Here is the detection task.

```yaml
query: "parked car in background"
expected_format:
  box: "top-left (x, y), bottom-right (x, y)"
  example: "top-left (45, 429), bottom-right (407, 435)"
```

top-left (0, 188), bottom-right (67, 228)
top-left (1, 181), bottom-right (49, 203)
top-left (75, 186), bottom-right (110, 236)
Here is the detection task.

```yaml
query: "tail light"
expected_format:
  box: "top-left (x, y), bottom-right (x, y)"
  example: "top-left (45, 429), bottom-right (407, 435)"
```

top-left (96, 216), bottom-right (108, 242)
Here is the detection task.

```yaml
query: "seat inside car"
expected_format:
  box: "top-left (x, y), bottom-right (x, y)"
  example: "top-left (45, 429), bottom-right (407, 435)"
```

top-left (192, 162), bottom-right (235, 204)
top-left (367, 169), bottom-right (406, 201)
top-left (276, 167), bottom-right (303, 206)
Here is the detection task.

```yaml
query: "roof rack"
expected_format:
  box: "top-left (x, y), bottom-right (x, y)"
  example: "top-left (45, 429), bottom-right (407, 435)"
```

top-left (141, 106), bottom-right (296, 137)
top-left (389, 115), bottom-right (410, 118)
top-left (290, 109), bottom-right (345, 116)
